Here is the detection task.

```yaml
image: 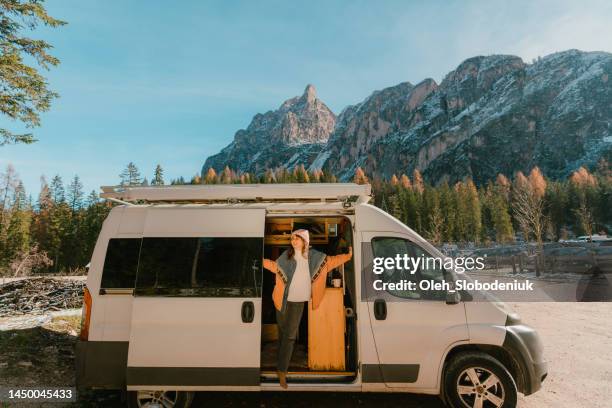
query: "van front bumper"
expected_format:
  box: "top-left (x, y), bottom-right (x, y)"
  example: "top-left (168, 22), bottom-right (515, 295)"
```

top-left (502, 323), bottom-right (548, 395)
top-left (75, 340), bottom-right (129, 391)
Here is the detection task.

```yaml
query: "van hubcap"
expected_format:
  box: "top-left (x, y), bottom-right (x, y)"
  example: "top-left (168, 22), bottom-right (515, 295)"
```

top-left (136, 390), bottom-right (179, 408)
top-left (456, 367), bottom-right (505, 408)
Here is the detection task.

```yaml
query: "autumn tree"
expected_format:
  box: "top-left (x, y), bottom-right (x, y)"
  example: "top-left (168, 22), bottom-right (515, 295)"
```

top-left (512, 168), bottom-right (547, 274)
top-left (412, 169), bottom-right (424, 194)
top-left (203, 168), bottom-right (217, 184)
top-left (220, 166), bottom-right (234, 184)
top-left (354, 167), bottom-right (369, 184)
top-left (293, 164), bottom-right (310, 183)
top-left (570, 167), bottom-right (598, 236)
top-left (400, 174), bottom-right (412, 190)
top-left (0, 0), bottom-right (66, 145)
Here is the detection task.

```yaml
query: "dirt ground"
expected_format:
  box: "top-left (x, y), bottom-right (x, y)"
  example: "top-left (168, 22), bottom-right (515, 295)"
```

top-left (1, 303), bottom-right (610, 407)
top-left (512, 302), bottom-right (612, 408)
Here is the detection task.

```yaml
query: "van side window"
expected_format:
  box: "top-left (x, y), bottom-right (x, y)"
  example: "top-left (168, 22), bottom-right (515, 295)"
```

top-left (371, 237), bottom-right (446, 301)
top-left (101, 238), bottom-right (142, 289)
top-left (135, 237), bottom-right (263, 297)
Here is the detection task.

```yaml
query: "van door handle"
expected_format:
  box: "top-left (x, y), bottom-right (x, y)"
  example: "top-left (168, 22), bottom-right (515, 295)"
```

top-left (373, 299), bottom-right (387, 320)
top-left (241, 301), bottom-right (255, 323)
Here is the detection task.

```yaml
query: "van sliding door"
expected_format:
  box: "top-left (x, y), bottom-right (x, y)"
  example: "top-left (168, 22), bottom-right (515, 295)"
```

top-left (126, 208), bottom-right (265, 389)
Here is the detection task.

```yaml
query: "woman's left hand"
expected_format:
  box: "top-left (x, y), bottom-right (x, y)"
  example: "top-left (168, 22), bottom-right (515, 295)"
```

top-left (348, 246), bottom-right (353, 257)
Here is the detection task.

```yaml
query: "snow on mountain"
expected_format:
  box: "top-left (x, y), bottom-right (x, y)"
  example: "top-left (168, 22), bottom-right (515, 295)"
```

top-left (203, 50), bottom-right (612, 184)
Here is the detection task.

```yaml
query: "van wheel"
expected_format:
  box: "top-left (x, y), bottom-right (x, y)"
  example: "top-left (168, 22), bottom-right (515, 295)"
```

top-left (444, 352), bottom-right (517, 408)
top-left (127, 390), bottom-right (194, 408)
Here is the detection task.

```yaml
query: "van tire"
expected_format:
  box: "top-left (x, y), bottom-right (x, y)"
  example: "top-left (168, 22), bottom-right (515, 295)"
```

top-left (126, 390), bottom-right (194, 408)
top-left (444, 352), bottom-right (517, 408)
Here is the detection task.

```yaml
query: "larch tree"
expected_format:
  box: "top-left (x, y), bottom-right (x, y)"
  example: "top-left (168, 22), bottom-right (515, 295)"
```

top-left (353, 167), bottom-right (369, 185)
top-left (0, 0), bottom-right (66, 145)
top-left (204, 168), bottom-right (217, 184)
top-left (400, 174), bottom-right (412, 190)
top-left (570, 167), bottom-right (597, 237)
top-left (412, 170), bottom-right (424, 194)
top-left (512, 169), bottom-right (547, 275)
top-left (220, 166), bottom-right (234, 184)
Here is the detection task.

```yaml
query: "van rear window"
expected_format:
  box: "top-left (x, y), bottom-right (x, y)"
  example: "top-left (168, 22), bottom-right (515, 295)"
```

top-left (101, 238), bottom-right (142, 289)
top-left (135, 237), bottom-right (263, 297)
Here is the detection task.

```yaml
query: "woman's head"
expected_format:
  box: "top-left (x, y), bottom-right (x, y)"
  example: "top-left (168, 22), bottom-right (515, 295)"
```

top-left (288, 229), bottom-right (309, 258)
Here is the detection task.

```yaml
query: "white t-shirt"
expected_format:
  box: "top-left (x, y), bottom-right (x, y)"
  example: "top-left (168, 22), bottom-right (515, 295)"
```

top-left (287, 250), bottom-right (311, 302)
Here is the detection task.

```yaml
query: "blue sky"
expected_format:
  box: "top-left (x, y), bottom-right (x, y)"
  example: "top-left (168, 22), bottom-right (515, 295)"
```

top-left (2, 0), bottom-right (612, 198)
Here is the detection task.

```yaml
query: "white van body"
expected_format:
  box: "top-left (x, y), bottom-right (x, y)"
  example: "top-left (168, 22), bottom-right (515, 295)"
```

top-left (76, 184), bottom-right (547, 407)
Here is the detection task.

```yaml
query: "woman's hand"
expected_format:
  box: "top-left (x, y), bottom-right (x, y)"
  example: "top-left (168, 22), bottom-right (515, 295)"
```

top-left (347, 246), bottom-right (353, 257)
top-left (263, 258), bottom-right (277, 273)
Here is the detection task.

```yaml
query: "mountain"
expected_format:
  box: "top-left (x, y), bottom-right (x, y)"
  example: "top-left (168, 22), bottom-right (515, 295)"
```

top-left (203, 84), bottom-right (336, 175)
top-left (203, 50), bottom-right (612, 184)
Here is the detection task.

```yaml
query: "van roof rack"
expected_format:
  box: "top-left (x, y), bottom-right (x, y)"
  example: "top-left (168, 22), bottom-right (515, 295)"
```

top-left (100, 183), bottom-right (372, 205)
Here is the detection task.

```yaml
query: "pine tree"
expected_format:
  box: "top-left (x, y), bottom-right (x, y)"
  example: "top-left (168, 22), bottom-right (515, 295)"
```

top-left (465, 179), bottom-right (482, 243)
top-left (423, 187), bottom-right (444, 244)
top-left (490, 189), bottom-right (514, 243)
top-left (439, 182), bottom-right (456, 242)
top-left (454, 182), bottom-right (468, 242)
top-left (66, 175), bottom-right (84, 212)
top-left (49, 175), bottom-right (65, 203)
top-left (119, 162), bottom-right (142, 186)
top-left (152, 164), bottom-right (165, 185)
top-left (0, 0), bottom-right (66, 145)
top-left (4, 181), bottom-right (32, 267)
top-left (0, 165), bottom-right (19, 252)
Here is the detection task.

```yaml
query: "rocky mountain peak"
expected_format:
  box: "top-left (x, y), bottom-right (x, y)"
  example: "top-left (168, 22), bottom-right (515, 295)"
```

top-left (302, 84), bottom-right (317, 104)
top-left (203, 85), bottom-right (336, 175)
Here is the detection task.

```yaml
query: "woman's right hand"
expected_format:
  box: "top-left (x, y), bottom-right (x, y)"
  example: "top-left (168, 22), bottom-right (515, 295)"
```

top-left (263, 258), bottom-right (277, 273)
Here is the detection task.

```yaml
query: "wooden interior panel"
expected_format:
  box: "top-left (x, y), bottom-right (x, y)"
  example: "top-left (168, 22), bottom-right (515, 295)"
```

top-left (308, 288), bottom-right (346, 371)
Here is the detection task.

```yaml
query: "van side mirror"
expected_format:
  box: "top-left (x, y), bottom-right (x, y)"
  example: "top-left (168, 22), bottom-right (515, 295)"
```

top-left (446, 290), bottom-right (461, 305)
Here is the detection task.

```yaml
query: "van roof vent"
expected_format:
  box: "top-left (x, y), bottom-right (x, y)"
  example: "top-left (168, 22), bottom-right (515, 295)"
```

top-left (100, 183), bottom-right (372, 205)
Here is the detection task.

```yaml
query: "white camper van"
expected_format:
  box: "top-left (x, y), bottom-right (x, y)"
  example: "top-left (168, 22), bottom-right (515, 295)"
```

top-left (75, 183), bottom-right (547, 408)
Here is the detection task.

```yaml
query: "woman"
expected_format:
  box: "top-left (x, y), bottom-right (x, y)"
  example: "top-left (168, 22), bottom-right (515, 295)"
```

top-left (263, 229), bottom-right (353, 389)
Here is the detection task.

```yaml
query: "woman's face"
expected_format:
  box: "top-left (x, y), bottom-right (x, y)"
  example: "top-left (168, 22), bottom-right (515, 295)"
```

top-left (290, 234), bottom-right (304, 251)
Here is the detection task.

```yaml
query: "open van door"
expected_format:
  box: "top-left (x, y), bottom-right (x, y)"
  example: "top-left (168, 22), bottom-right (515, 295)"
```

top-left (361, 231), bottom-right (468, 390)
top-left (126, 208), bottom-right (265, 389)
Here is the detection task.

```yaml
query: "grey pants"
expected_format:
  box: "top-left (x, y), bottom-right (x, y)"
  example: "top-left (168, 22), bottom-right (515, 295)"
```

top-left (276, 301), bottom-right (305, 373)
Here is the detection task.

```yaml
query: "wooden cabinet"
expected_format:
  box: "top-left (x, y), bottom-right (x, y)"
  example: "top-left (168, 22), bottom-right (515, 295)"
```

top-left (308, 288), bottom-right (345, 371)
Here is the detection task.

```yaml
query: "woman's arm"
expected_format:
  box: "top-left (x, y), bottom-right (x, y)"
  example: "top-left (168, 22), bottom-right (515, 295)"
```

top-left (325, 246), bottom-right (353, 271)
top-left (263, 258), bottom-right (279, 274)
